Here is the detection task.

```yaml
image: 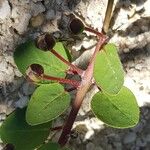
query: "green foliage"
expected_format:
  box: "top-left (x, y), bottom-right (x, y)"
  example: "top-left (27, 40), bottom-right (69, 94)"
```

top-left (1, 18), bottom-right (139, 149)
top-left (0, 108), bottom-right (51, 150)
top-left (91, 86), bottom-right (139, 128)
top-left (26, 83), bottom-right (70, 125)
top-left (94, 44), bottom-right (124, 94)
top-left (14, 41), bottom-right (69, 80)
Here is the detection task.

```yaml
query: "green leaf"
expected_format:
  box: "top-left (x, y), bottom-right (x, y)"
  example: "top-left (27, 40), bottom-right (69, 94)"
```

top-left (38, 142), bottom-right (60, 150)
top-left (14, 41), bottom-right (69, 80)
top-left (91, 86), bottom-right (139, 128)
top-left (94, 43), bottom-right (124, 94)
top-left (26, 83), bottom-right (70, 125)
top-left (0, 108), bottom-right (51, 150)
top-left (63, 45), bottom-right (72, 62)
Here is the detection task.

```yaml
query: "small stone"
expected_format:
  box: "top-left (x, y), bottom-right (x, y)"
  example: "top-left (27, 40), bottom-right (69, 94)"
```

top-left (31, 2), bottom-right (45, 16)
top-left (22, 82), bottom-right (36, 95)
top-left (139, 86), bottom-right (144, 91)
top-left (7, 78), bottom-right (24, 92)
top-left (46, 9), bottom-right (56, 20)
top-left (84, 129), bottom-right (94, 141)
top-left (0, 145), bottom-right (3, 150)
top-left (14, 13), bottom-right (31, 34)
top-left (145, 134), bottom-right (150, 142)
top-left (136, 138), bottom-right (147, 147)
top-left (30, 13), bottom-right (45, 28)
top-left (123, 132), bottom-right (137, 144)
top-left (86, 142), bottom-right (95, 150)
top-left (95, 146), bottom-right (103, 150)
top-left (114, 142), bottom-right (122, 149)
top-left (14, 96), bottom-right (29, 108)
top-left (123, 48), bottom-right (130, 53)
top-left (0, 113), bottom-right (6, 121)
top-left (89, 117), bottom-right (104, 130)
top-left (0, 0), bottom-right (11, 20)
top-left (0, 105), bottom-right (7, 114)
top-left (135, 64), bottom-right (142, 71)
top-left (132, 122), bottom-right (144, 133)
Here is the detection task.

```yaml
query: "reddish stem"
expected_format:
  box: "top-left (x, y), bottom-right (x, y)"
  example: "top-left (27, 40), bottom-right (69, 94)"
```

top-left (89, 36), bottom-right (107, 64)
top-left (43, 74), bottom-right (80, 88)
top-left (58, 70), bottom-right (93, 146)
top-left (85, 27), bottom-right (104, 37)
top-left (50, 49), bottom-right (83, 75)
top-left (58, 33), bottom-right (107, 147)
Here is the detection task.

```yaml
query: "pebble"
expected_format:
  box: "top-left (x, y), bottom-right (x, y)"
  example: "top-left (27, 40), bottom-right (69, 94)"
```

top-left (46, 9), bottom-right (56, 20)
top-left (30, 13), bottom-right (45, 28)
top-left (0, 0), bottom-right (11, 20)
top-left (0, 145), bottom-right (3, 150)
top-left (0, 62), bottom-right (15, 84)
top-left (86, 142), bottom-right (95, 150)
top-left (114, 142), bottom-right (122, 150)
top-left (123, 132), bottom-right (137, 144)
top-left (22, 82), bottom-right (36, 96)
top-left (14, 13), bottom-right (31, 34)
top-left (131, 122), bottom-right (144, 133)
top-left (84, 129), bottom-right (94, 141)
top-left (95, 146), bottom-right (104, 150)
top-left (0, 105), bottom-right (7, 114)
top-left (145, 134), bottom-right (150, 142)
top-left (30, 2), bottom-right (45, 16)
top-left (14, 96), bottom-right (29, 108)
top-left (7, 78), bottom-right (24, 93)
top-left (136, 138), bottom-right (147, 147)
top-left (0, 113), bottom-right (6, 121)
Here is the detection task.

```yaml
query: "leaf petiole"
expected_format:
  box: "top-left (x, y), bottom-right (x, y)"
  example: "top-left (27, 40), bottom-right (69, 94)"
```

top-left (43, 74), bottom-right (80, 88)
top-left (85, 27), bottom-right (104, 37)
top-left (50, 49), bottom-right (83, 75)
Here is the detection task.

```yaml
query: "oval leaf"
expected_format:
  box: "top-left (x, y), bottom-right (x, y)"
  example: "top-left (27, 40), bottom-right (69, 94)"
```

top-left (94, 43), bottom-right (124, 94)
top-left (0, 108), bottom-right (51, 150)
top-left (14, 41), bottom-right (69, 79)
top-left (38, 142), bottom-right (60, 150)
top-left (26, 83), bottom-right (70, 125)
top-left (91, 86), bottom-right (139, 128)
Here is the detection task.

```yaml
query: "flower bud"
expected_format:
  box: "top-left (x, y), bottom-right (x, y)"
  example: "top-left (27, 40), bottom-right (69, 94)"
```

top-left (36, 33), bottom-right (56, 51)
top-left (69, 18), bottom-right (85, 35)
top-left (26, 64), bottom-right (44, 82)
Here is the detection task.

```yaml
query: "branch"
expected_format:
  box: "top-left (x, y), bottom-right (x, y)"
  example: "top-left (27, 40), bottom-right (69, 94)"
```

top-left (102, 0), bottom-right (115, 33)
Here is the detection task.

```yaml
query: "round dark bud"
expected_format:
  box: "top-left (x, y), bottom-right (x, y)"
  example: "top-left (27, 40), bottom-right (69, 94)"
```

top-left (30, 64), bottom-right (44, 76)
top-left (36, 33), bottom-right (56, 51)
top-left (69, 18), bottom-right (85, 35)
top-left (26, 64), bottom-right (44, 82)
